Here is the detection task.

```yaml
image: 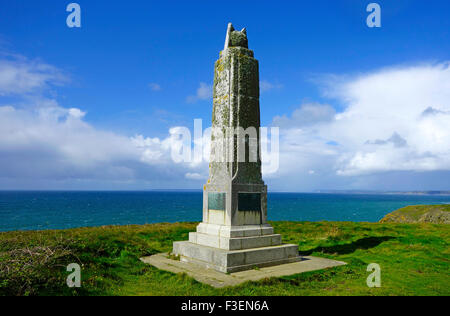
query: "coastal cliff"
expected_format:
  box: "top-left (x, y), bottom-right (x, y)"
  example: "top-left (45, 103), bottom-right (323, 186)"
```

top-left (380, 205), bottom-right (450, 224)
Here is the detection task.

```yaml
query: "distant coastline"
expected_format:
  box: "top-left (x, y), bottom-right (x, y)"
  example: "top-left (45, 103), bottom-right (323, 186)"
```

top-left (0, 189), bottom-right (449, 196)
top-left (314, 190), bottom-right (450, 196)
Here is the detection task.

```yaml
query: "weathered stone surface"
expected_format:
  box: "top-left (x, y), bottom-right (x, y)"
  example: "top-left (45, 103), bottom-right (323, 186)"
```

top-left (188, 232), bottom-right (282, 250)
top-left (173, 241), bottom-right (300, 273)
top-left (172, 23), bottom-right (300, 274)
top-left (196, 223), bottom-right (274, 238)
top-left (224, 23), bottom-right (248, 50)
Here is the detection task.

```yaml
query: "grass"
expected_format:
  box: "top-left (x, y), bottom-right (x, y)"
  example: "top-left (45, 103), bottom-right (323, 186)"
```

top-left (0, 221), bottom-right (449, 296)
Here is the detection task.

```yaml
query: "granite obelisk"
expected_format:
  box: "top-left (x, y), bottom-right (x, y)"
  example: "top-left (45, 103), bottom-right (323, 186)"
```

top-left (173, 23), bottom-right (300, 273)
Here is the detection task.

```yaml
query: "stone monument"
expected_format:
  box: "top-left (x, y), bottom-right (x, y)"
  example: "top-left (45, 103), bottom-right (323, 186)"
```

top-left (173, 23), bottom-right (300, 273)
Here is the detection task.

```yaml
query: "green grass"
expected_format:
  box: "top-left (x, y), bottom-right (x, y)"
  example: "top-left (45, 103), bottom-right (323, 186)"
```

top-left (0, 221), bottom-right (449, 296)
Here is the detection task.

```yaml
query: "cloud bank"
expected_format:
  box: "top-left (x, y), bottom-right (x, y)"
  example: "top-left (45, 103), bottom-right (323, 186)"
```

top-left (269, 62), bottom-right (450, 190)
top-left (0, 53), bottom-right (449, 190)
top-left (0, 55), bottom-right (206, 189)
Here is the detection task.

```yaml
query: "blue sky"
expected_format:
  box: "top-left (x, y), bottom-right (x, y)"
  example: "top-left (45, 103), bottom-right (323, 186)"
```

top-left (0, 0), bottom-right (449, 191)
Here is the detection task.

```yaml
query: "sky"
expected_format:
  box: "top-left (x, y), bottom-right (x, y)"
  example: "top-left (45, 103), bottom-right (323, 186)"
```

top-left (0, 0), bottom-right (449, 191)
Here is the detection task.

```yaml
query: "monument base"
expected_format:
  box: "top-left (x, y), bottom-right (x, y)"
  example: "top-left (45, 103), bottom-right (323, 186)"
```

top-left (173, 223), bottom-right (301, 273)
top-left (141, 253), bottom-right (346, 288)
top-left (173, 240), bottom-right (300, 273)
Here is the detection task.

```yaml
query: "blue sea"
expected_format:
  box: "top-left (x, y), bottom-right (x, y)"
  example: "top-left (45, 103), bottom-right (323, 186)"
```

top-left (1, 191), bottom-right (449, 232)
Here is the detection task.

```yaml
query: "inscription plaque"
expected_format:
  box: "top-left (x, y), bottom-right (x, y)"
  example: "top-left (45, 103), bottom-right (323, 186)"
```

top-left (208, 192), bottom-right (226, 211)
top-left (238, 193), bottom-right (261, 212)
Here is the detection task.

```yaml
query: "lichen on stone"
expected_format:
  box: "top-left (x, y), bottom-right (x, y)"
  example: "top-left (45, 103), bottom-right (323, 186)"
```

top-left (229, 31), bottom-right (248, 48)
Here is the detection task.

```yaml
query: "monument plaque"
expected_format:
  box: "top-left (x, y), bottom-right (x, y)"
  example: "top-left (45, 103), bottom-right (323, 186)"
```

top-left (173, 23), bottom-right (300, 273)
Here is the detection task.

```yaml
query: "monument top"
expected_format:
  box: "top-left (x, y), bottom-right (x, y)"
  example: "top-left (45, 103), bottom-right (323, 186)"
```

top-left (224, 23), bottom-right (248, 50)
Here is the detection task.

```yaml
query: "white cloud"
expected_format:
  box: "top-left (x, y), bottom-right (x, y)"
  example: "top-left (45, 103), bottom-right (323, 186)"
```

top-left (0, 103), bottom-right (210, 187)
top-left (68, 108), bottom-right (86, 119)
top-left (260, 80), bottom-right (283, 92)
top-left (0, 55), bottom-right (207, 189)
top-left (148, 83), bottom-right (161, 91)
top-left (271, 62), bottom-right (450, 189)
top-left (186, 82), bottom-right (212, 103)
top-left (0, 55), bottom-right (66, 95)
top-left (272, 103), bottom-right (335, 128)
top-left (185, 172), bottom-right (206, 180)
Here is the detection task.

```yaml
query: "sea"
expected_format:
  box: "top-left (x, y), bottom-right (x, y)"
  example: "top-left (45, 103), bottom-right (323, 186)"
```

top-left (1, 191), bottom-right (449, 232)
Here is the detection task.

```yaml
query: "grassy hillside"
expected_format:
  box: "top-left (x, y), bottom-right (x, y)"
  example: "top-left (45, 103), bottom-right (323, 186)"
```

top-left (0, 221), bottom-right (449, 296)
top-left (380, 205), bottom-right (450, 224)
